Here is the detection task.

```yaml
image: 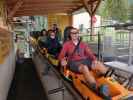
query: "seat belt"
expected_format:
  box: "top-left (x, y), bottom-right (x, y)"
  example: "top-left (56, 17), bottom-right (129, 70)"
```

top-left (70, 38), bottom-right (81, 57)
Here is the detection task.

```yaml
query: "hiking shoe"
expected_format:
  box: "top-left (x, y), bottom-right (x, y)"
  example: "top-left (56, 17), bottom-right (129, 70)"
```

top-left (99, 84), bottom-right (112, 100)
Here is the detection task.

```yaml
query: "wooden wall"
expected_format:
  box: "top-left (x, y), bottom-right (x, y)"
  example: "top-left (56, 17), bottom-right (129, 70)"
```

top-left (0, 4), bottom-right (15, 99)
top-left (0, 0), bottom-right (12, 63)
top-left (0, 28), bottom-right (11, 63)
top-left (47, 14), bottom-right (72, 38)
top-left (0, 0), bottom-right (8, 29)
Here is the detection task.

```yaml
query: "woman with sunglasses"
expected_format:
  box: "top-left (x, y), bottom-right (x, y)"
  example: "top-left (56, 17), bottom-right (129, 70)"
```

top-left (59, 27), bottom-right (110, 99)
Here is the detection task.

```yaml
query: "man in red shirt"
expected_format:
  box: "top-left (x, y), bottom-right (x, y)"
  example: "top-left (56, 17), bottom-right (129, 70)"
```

top-left (59, 28), bottom-right (108, 93)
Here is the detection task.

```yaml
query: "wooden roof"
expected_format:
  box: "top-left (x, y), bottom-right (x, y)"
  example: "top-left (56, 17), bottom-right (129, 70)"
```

top-left (6, 0), bottom-right (101, 17)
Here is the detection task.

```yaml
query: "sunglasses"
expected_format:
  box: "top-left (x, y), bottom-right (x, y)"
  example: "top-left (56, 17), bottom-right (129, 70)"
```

top-left (70, 32), bottom-right (79, 34)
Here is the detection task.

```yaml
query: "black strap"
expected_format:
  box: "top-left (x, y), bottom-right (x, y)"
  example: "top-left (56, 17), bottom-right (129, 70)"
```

top-left (70, 39), bottom-right (81, 57)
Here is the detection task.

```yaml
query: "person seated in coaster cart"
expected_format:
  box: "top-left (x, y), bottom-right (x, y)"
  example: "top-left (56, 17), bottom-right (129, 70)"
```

top-left (46, 29), bottom-right (62, 58)
top-left (38, 29), bottom-right (48, 48)
top-left (58, 27), bottom-right (110, 99)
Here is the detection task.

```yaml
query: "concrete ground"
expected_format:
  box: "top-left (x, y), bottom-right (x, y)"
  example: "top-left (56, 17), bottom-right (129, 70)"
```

top-left (7, 58), bottom-right (48, 100)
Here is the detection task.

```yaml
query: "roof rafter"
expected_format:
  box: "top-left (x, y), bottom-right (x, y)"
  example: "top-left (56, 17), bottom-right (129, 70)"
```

top-left (70, 5), bottom-right (84, 13)
top-left (82, 0), bottom-right (101, 16)
top-left (8, 0), bottom-right (23, 18)
top-left (7, 0), bottom-right (82, 6)
top-left (22, 3), bottom-right (82, 7)
top-left (7, 0), bottom-right (101, 17)
top-left (23, 0), bottom-right (81, 3)
top-left (15, 10), bottom-right (70, 16)
top-left (18, 7), bottom-right (77, 12)
top-left (87, 0), bottom-right (98, 4)
top-left (19, 4), bottom-right (80, 10)
top-left (16, 9), bottom-right (72, 13)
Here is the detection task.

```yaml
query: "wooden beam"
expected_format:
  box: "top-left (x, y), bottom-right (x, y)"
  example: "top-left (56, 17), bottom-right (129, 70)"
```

top-left (8, 0), bottom-right (23, 18)
top-left (16, 9), bottom-right (72, 14)
top-left (0, 27), bottom-right (11, 37)
top-left (18, 7), bottom-right (76, 12)
top-left (71, 5), bottom-right (84, 13)
top-left (15, 10), bottom-right (70, 16)
top-left (22, 3), bottom-right (82, 8)
top-left (82, 0), bottom-right (91, 15)
top-left (92, 0), bottom-right (101, 15)
top-left (6, 0), bottom-right (18, 5)
top-left (8, 5), bottom-right (81, 10)
top-left (81, 0), bottom-right (101, 40)
top-left (23, 0), bottom-right (81, 4)
top-left (8, 3), bottom-right (83, 11)
top-left (87, 0), bottom-right (98, 4)
top-left (81, 0), bottom-right (101, 16)
top-left (7, 0), bottom-right (82, 6)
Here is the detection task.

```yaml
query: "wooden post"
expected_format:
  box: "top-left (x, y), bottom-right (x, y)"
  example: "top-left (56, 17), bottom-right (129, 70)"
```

top-left (90, 15), bottom-right (93, 40)
top-left (81, 0), bottom-right (101, 40)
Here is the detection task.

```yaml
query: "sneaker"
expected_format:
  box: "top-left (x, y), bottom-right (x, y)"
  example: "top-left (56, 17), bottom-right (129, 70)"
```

top-left (99, 84), bottom-right (111, 100)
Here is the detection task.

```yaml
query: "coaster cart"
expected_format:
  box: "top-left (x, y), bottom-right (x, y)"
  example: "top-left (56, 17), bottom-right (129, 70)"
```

top-left (41, 48), bottom-right (133, 100)
top-left (30, 35), bottom-right (133, 100)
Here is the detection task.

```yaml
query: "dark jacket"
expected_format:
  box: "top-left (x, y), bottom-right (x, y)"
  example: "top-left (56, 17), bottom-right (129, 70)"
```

top-left (46, 37), bottom-right (62, 57)
top-left (38, 36), bottom-right (47, 48)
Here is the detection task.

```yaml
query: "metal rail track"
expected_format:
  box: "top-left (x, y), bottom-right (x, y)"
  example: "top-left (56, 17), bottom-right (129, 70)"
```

top-left (32, 51), bottom-right (83, 100)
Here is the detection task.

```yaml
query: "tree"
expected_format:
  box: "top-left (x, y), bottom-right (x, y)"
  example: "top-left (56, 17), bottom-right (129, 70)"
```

top-left (129, 4), bottom-right (133, 22)
top-left (97, 0), bottom-right (129, 22)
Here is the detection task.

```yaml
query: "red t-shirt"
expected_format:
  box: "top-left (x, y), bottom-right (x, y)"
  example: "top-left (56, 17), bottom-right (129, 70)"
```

top-left (58, 40), bottom-right (96, 61)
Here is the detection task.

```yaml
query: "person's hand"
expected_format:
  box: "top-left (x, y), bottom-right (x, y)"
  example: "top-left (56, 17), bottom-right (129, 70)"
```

top-left (61, 58), bottom-right (67, 67)
top-left (92, 60), bottom-right (108, 75)
top-left (92, 60), bottom-right (102, 73)
top-left (92, 60), bottom-right (100, 67)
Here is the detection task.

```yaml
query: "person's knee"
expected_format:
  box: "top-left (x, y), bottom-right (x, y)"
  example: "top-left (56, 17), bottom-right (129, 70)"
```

top-left (79, 64), bottom-right (96, 84)
top-left (79, 64), bottom-right (88, 73)
top-left (79, 65), bottom-right (94, 78)
top-left (93, 62), bottom-right (107, 74)
top-left (99, 65), bottom-right (108, 74)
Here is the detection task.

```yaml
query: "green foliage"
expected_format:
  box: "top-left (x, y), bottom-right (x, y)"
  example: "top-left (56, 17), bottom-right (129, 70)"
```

top-left (97, 0), bottom-right (129, 22)
top-left (129, 4), bottom-right (133, 22)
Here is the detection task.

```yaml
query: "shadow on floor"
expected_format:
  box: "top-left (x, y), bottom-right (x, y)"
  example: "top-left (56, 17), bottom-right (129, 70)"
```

top-left (7, 58), bottom-right (48, 100)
